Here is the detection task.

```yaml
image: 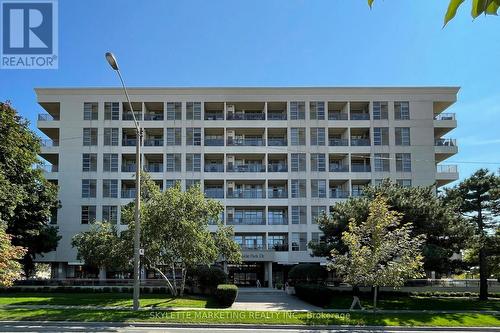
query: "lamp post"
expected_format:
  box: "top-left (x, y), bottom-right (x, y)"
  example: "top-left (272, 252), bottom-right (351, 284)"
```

top-left (105, 52), bottom-right (142, 311)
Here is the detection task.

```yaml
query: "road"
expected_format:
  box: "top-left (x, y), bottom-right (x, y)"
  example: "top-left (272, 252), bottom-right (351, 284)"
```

top-left (1, 322), bottom-right (500, 333)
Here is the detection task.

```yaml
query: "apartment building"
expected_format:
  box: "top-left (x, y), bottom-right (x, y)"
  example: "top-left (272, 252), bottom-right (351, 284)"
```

top-left (36, 87), bottom-right (459, 286)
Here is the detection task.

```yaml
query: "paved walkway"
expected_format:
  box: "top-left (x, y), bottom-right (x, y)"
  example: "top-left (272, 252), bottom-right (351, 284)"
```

top-left (231, 289), bottom-right (322, 311)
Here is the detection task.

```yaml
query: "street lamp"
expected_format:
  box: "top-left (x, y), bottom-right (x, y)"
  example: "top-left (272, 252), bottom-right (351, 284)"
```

top-left (105, 52), bottom-right (142, 311)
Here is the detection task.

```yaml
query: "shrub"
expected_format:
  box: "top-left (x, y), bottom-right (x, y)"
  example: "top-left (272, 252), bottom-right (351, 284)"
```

top-left (214, 284), bottom-right (238, 307)
top-left (294, 284), bottom-right (334, 307)
top-left (288, 264), bottom-right (327, 284)
top-left (189, 266), bottom-right (228, 294)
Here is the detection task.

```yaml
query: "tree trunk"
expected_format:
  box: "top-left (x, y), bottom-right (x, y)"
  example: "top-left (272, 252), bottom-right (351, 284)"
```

top-left (373, 286), bottom-right (378, 311)
top-left (179, 266), bottom-right (187, 297)
top-left (151, 266), bottom-right (176, 295)
top-left (171, 264), bottom-right (178, 296)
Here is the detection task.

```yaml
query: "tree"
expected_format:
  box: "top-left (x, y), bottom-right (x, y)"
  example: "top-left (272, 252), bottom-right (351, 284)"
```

top-left (213, 222), bottom-right (242, 272)
top-left (329, 195), bottom-right (425, 309)
top-left (0, 225), bottom-right (26, 287)
top-left (311, 180), bottom-right (470, 276)
top-left (0, 102), bottom-right (60, 277)
top-left (445, 169), bottom-right (500, 300)
top-left (121, 177), bottom-right (241, 296)
top-left (368, 0), bottom-right (499, 26)
top-left (71, 222), bottom-right (128, 280)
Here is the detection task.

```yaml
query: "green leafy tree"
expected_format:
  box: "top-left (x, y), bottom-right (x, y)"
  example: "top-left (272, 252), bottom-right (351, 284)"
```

top-left (368, 0), bottom-right (499, 26)
top-left (445, 169), bottom-right (500, 300)
top-left (0, 102), bottom-right (60, 277)
top-left (311, 180), bottom-right (470, 276)
top-left (213, 222), bottom-right (242, 272)
top-left (329, 195), bottom-right (425, 309)
top-left (122, 177), bottom-right (241, 296)
top-left (71, 222), bottom-right (128, 279)
top-left (0, 225), bottom-right (26, 287)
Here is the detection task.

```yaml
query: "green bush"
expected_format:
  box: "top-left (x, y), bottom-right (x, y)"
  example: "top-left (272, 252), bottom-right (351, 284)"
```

top-left (295, 284), bottom-right (334, 307)
top-left (288, 264), bottom-right (327, 284)
top-left (214, 284), bottom-right (238, 307)
top-left (189, 266), bottom-right (228, 294)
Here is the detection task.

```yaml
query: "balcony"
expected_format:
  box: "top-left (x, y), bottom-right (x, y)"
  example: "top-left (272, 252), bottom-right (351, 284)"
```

top-left (351, 189), bottom-right (364, 197)
top-left (122, 164), bottom-right (136, 172)
top-left (268, 138), bottom-right (287, 146)
top-left (227, 189), bottom-right (265, 199)
top-left (268, 164), bottom-right (288, 172)
top-left (122, 138), bottom-right (137, 146)
top-left (267, 112), bottom-right (287, 120)
top-left (268, 217), bottom-right (288, 225)
top-left (329, 165), bottom-right (349, 172)
top-left (40, 139), bottom-right (59, 147)
top-left (227, 164), bottom-right (265, 172)
top-left (437, 164), bottom-right (458, 173)
top-left (38, 113), bottom-right (59, 121)
top-left (227, 113), bottom-right (265, 120)
top-left (227, 217), bottom-right (266, 225)
top-left (204, 138), bottom-right (224, 146)
top-left (328, 111), bottom-right (348, 120)
top-left (351, 164), bottom-right (371, 172)
top-left (436, 164), bottom-right (459, 187)
top-left (435, 138), bottom-right (457, 147)
top-left (434, 113), bottom-right (455, 120)
top-left (39, 164), bottom-right (58, 172)
top-left (227, 137), bottom-right (265, 146)
top-left (204, 188), bottom-right (224, 199)
top-left (267, 189), bottom-right (288, 199)
top-left (351, 138), bottom-right (370, 146)
top-left (205, 112), bottom-right (224, 120)
top-left (122, 112), bottom-right (142, 121)
top-left (144, 113), bottom-right (163, 121)
top-left (204, 164), bottom-right (224, 172)
top-left (143, 138), bottom-right (163, 146)
top-left (350, 113), bottom-right (370, 120)
top-left (121, 188), bottom-right (136, 198)
top-left (435, 138), bottom-right (458, 162)
top-left (330, 189), bottom-right (349, 199)
top-left (144, 102), bottom-right (164, 121)
top-left (329, 138), bottom-right (349, 146)
top-left (144, 164), bottom-right (163, 172)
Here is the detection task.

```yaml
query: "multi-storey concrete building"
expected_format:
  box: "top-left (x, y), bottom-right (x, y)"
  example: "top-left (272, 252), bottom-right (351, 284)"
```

top-left (36, 87), bottom-right (459, 286)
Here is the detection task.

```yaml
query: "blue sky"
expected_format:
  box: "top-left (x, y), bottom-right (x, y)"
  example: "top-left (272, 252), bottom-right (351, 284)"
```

top-left (1, 0), bottom-right (499, 183)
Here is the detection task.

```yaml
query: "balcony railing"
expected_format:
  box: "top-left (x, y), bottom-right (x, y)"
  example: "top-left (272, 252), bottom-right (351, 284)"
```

top-left (270, 243), bottom-right (289, 251)
top-left (204, 164), bottom-right (224, 172)
top-left (143, 138), bottom-right (163, 146)
top-left (267, 189), bottom-right (288, 199)
top-left (40, 139), bottom-right (59, 147)
top-left (268, 138), bottom-right (287, 146)
top-left (122, 164), bottom-right (136, 172)
top-left (204, 138), bottom-right (225, 146)
top-left (39, 164), bottom-right (58, 172)
top-left (227, 138), bottom-right (265, 146)
top-left (267, 112), bottom-right (287, 120)
top-left (205, 113), bottom-right (224, 120)
top-left (239, 244), bottom-right (265, 250)
top-left (144, 113), bottom-right (164, 121)
top-left (121, 189), bottom-right (136, 198)
top-left (227, 113), bottom-right (265, 120)
top-left (227, 189), bottom-right (265, 199)
top-left (227, 164), bottom-right (265, 172)
top-left (330, 189), bottom-right (349, 199)
top-left (329, 138), bottom-right (349, 146)
top-left (435, 138), bottom-right (457, 147)
top-left (434, 113), bottom-right (456, 121)
top-left (227, 217), bottom-right (266, 225)
top-left (351, 189), bottom-right (364, 197)
top-left (268, 217), bottom-right (288, 225)
top-left (351, 164), bottom-right (371, 172)
top-left (144, 164), bottom-right (163, 172)
top-left (350, 113), bottom-right (370, 120)
top-left (122, 112), bottom-right (142, 121)
top-left (329, 165), bottom-right (349, 172)
top-left (351, 138), bottom-right (371, 146)
top-left (437, 164), bottom-right (458, 173)
top-left (122, 138), bottom-right (137, 146)
top-left (204, 188), bottom-right (224, 199)
top-left (268, 164), bottom-right (288, 172)
top-left (328, 112), bottom-right (348, 120)
top-left (38, 113), bottom-right (59, 121)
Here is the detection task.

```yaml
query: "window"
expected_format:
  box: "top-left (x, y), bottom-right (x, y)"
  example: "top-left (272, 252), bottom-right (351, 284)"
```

top-left (165, 179), bottom-right (177, 189)
top-left (81, 205), bottom-right (96, 224)
top-left (83, 128), bottom-right (98, 146)
top-left (311, 179), bottom-right (327, 198)
top-left (311, 206), bottom-right (326, 224)
top-left (395, 101), bottom-right (410, 120)
top-left (166, 102), bottom-right (182, 120)
top-left (186, 179), bottom-right (200, 190)
top-left (290, 128), bottom-right (305, 146)
top-left (311, 153), bottom-right (326, 172)
top-left (310, 101), bottom-right (325, 120)
top-left (104, 128), bottom-right (119, 146)
top-left (83, 102), bottom-right (98, 120)
top-left (373, 127), bottom-right (389, 146)
top-left (291, 153), bottom-right (306, 172)
top-left (396, 153), bottom-right (412, 172)
top-left (82, 153), bottom-right (97, 172)
top-left (102, 206), bottom-right (118, 224)
top-left (104, 102), bottom-right (119, 120)
top-left (102, 179), bottom-right (118, 198)
top-left (186, 102), bottom-right (201, 120)
top-left (374, 153), bottom-right (390, 172)
top-left (166, 128), bottom-right (182, 146)
top-left (310, 127), bottom-right (325, 146)
top-left (82, 179), bottom-right (96, 198)
top-left (397, 179), bottom-right (412, 187)
top-left (268, 234), bottom-right (287, 251)
top-left (166, 153), bottom-right (181, 172)
top-left (373, 101), bottom-right (388, 120)
top-left (291, 179), bottom-right (306, 198)
top-left (103, 153), bottom-right (118, 172)
top-left (291, 232), bottom-right (307, 251)
top-left (291, 206), bottom-right (307, 224)
top-left (395, 127), bottom-right (411, 146)
top-left (186, 128), bottom-right (201, 146)
top-left (186, 153), bottom-right (201, 172)
top-left (290, 101), bottom-right (305, 120)
top-left (311, 232), bottom-right (324, 245)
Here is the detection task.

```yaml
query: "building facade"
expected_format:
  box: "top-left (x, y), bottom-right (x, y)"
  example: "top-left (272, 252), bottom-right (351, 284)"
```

top-left (36, 87), bottom-right (459, 286)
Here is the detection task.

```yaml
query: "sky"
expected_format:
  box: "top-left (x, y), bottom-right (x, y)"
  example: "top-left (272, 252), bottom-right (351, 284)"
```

top-left (1, 0), bottom-right (499, 184)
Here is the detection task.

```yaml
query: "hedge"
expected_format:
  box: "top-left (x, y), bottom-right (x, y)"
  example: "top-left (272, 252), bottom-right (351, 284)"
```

top-left (294, 284), bottom-right (335, 307)
top-left (214, 284), bottom-right (238, 307)
top-left (288, 264), bottom-right (327, 284)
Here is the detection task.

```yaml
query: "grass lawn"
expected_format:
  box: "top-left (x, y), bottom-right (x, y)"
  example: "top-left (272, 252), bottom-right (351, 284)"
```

top-left (0, 292), bottom-right (217, 308)
top-left (0, 308), bottom-right (498, 326)
top-left (325, 294), bottom-right (500, 311)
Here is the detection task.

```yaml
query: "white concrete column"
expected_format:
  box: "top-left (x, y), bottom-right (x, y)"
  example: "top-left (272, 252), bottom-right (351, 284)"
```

top-left (98, 267), bottom-right (106, 281)
top-left (267, 261), bottom-right (273, 288)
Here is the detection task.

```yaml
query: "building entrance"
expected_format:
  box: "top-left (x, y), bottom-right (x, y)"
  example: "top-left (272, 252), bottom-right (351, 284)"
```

top-left (228, 262), bottom-right (265, 287)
